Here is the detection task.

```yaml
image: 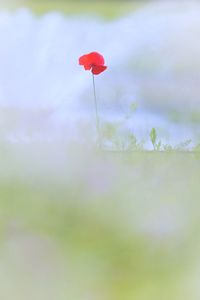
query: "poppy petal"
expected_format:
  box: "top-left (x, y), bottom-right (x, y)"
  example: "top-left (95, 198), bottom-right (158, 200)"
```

top-left (79, 55), bottom-right (91, 70)
top-left (92, 65), bottom-right (107, 75)
top-left (84, 64), bottom-right (92, 70)
top-left (79, 55), bottom-right (88, 66)
top-left (87, 52), bottom-right (105, 66)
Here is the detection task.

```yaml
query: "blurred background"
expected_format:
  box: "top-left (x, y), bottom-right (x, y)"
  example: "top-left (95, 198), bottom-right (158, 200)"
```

top-left (1, 1), bottom-right (200, 299)
top-left (1, 0), bottom-right (200, 147)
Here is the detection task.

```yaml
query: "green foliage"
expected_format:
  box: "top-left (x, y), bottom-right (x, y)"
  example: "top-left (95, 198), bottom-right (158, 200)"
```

top-left (150, 127), bottom-right (161, 151)
top-left (101, 121), bottom-right (144, 151)
top-left (162, 144), bottom-right (173, 152)
top-left (150, 128), bottom-right (157, 147)
top-left (149, 128), bottom-right (193, 152)
top-left (101, 123), bottom-right (196, 153)
top-left (2, 1), bottom-right (144, 19)
top-left (175, 139), bottom-right (192, 151)
top-left (126, 133), bottom-right (144, 151)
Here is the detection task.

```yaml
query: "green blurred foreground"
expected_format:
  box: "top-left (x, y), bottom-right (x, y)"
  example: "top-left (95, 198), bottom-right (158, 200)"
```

top-left (1, 0), bottom-right (144, 18)
top-left (0, 142), bottom-right (200, 300)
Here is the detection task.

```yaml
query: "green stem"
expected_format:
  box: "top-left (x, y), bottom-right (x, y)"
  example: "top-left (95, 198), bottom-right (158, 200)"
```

top-left (92, 73), bottom-right (101, 148)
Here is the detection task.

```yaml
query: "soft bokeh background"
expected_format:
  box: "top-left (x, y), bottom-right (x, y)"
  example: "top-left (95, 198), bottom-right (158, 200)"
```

top-left (1, 1), bottom-right (200, 299)
top-left (1, 0), bottom-right (200, 147)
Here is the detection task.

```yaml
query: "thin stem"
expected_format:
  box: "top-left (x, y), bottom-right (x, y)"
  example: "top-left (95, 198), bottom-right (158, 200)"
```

top-left (92, 73), bottom-right (101, 147)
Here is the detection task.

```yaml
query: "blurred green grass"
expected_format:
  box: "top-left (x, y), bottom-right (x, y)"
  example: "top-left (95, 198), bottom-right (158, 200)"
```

top-left (0, 142), bottom-right (200, 299)
top-left (1, 0), bottom-right (144, 18)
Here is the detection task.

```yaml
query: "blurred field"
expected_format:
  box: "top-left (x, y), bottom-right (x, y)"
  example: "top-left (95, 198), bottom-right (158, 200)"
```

top-left (1, 0), bottom-right (143, 18)
top-left (0, 141), bottom-right (200, 299)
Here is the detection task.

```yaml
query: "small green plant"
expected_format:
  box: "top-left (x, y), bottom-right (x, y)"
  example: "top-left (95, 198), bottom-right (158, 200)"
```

top-left (162, 144), bottom-right (173, 152)
top-left (127, 133), bottom-right (144, 151)
top-left (101, 122), bottom-right (144, 151)
top-left (175, 139), bottom-right (192, 151)
top-left (150, 128), bottom-right (161, 151)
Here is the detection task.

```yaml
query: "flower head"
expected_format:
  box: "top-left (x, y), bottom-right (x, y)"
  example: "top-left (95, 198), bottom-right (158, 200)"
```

top-left (79, 52), bottom-right (107, 75)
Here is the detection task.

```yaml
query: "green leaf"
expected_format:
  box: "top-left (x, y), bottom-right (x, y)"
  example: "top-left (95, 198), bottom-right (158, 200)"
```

top-left (150, 128), bottom-right (157, 147)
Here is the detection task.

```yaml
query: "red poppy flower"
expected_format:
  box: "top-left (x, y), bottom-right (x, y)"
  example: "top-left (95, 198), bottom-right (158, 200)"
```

top-left (79, 52), bottom-right (107, 75)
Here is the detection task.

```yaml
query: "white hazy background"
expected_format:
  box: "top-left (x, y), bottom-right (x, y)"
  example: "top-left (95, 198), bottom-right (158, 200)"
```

top-left (0, 1), bottom-right (200, 147)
